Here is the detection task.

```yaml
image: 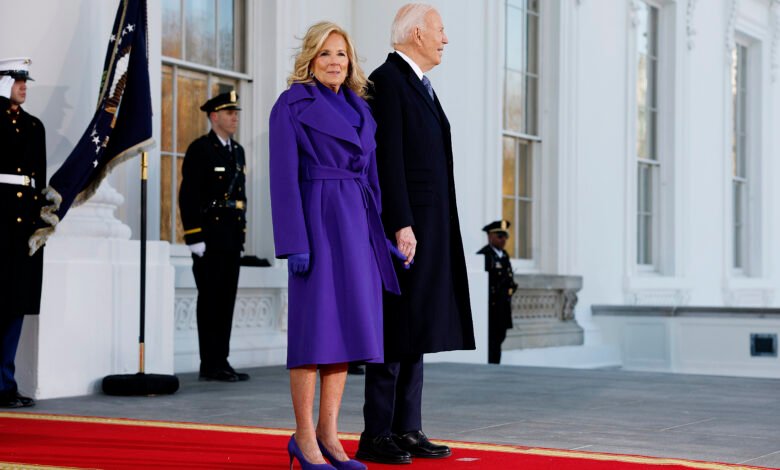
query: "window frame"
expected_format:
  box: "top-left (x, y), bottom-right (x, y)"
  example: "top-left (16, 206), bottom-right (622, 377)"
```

top-left (501, 0), bottom-right (542, 267)
top-left (159, 0), bottom-right (250, 246)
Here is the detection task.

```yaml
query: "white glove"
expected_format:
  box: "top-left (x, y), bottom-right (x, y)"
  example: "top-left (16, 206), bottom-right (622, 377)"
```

top-left (188, 242), bottom-right (206, 257)
top-left (0, 76), bottom-right (13, 99)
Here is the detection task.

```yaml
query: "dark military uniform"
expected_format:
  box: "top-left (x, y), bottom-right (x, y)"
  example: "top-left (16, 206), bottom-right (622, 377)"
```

top-left (179, 129), bottom-right (247, 377)
top-left (0, 93), bottom-right (46, 404)
top-left (477, 244), bottom-right (517, 364)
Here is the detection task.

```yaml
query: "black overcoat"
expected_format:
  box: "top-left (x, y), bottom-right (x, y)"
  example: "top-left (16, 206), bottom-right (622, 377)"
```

top-left (0, 96), bottom-right (46, 317)
top-left (179, 130), bottom-right (247, 252)
top-left (369, 53), bottom-right (475, 359)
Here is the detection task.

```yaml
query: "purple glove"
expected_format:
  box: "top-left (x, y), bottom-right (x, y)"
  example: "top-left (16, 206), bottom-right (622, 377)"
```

top-left (288, 253), bottom-right (310, 276)
top-left (386, 239), bottom-right (412, 270)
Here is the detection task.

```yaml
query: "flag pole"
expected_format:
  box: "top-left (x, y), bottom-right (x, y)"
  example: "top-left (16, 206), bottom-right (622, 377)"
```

top-left (139, 151), bottom-right (147, 373)
top-left (101, 150), bottom-right (178, 396)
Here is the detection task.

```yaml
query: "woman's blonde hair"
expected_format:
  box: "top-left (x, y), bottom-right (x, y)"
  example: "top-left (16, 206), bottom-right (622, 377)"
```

top-left (287, 21), bottom-right (369, 97)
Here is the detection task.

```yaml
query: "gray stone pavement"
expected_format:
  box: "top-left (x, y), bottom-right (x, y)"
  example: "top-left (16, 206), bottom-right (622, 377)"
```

top-left (8, 363), bottom-right (780, 468)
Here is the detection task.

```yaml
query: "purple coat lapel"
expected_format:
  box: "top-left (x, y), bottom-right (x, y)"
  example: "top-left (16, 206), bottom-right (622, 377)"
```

top-left (288, 83), bottom-right (376, 154)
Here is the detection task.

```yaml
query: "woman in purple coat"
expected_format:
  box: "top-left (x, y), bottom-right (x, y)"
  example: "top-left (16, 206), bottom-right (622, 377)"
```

top-left (269, 22), bottom-right (407, 470)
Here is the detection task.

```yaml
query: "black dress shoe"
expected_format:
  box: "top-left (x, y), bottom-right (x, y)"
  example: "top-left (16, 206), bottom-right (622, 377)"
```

top-left (15, 393), bottom-right (35, 407)
top-left (0, 395), bottom-right (23, 408)
top-left (393, 430), bottom-right (451, 458)
top-left (355, 433), bottom-right (412, 464)
top-left (225, 365), bottom-right (250, 381)
top-left (198, 369), bottom-right (239, 382)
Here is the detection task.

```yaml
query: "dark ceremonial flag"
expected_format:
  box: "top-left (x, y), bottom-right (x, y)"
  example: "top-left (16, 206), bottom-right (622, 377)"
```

top-left (29, 0), bottom-right (153, 253)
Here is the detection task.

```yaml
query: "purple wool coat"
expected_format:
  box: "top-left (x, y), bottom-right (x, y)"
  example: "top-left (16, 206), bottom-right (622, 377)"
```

top-left (269, 82), bottom-right (401, 369)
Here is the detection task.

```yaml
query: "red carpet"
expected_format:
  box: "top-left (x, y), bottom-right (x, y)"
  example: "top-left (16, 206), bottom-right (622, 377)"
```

top-left (0, 412), bottom-right (770, 469)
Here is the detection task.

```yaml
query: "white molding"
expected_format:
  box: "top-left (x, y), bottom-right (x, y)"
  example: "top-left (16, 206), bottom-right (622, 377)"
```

top-left (726, 0), bottom-right (740, 63)
top-left (772, 0), bottom-right (780, 82)
top-left (554, 0), bottom-right (582, 275)
top-left (629, 0), bottom-right (643, 28)
top-left (686, 0), bottom-right (697, 49)
top-left (483, 0), bottom-right (503, 246)
top-left (623, 0), bottom-right (687, 301)
top-left (722, 18), bottom-right (773, 300)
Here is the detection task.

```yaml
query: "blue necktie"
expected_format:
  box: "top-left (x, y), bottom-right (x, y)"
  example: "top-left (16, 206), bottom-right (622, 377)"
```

top-left (421, 76), bottom-right (434, 101)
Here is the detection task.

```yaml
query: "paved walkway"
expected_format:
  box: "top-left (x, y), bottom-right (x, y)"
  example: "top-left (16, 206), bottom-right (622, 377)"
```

top-left (10, 364), bottom-right (780, 468)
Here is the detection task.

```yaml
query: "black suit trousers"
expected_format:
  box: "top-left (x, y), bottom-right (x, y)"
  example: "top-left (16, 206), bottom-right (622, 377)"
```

top-left (192, 250), bottom-right (241, 371)
top-left (363, 355), bottom-right (423, 437)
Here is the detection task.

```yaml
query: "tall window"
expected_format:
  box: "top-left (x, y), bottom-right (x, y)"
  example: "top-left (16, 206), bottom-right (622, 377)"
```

top-left (502, 0), bottom-right (539, 260)
top-left (160, 0), bottom-right (247, 244)
top-left (635, 2), bottom-right (659, 267)
top-left (731, 44), bottom-right (748, 271)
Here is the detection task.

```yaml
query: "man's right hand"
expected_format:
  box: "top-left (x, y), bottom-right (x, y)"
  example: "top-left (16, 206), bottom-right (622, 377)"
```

top-left (395, 226), bottom-right (416, 264)
top-left (188, 242), bottom-right (206, 257)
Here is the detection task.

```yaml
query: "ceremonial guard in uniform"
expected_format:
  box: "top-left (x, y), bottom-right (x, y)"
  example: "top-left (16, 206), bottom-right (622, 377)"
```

top-left (477, 220), bottom-right (518, 364)
top-left (0, 58), bottom-right (45, 408)
top-left (179, 91), bottom-right (250, 382)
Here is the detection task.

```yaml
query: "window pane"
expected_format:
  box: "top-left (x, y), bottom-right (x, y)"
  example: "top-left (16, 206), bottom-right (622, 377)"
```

top-left (733, 181), bottom-right (744, 268)
top-left (176, 69), bottom-right (209, 152)
top-left (525, 75), bottom-right (538, 135)
top-left (637, 164), bottom-right (653, 265)
top-left (636, 3), bottom-right (650, 56)
top-left (502, 198), bottom-right (516, 258)
top-left (637, 55), bottom-right (648, 109)
top-left (648, 109), bottom-right (657, 160)
top-left (162, 0), bottom-right (182, 58)
top-left (161, 65), bottom-right (174, 153)
top-left (218, 0), bottom-right (235, 70)
top-left (502, 137), bottom-right (516, 197)
top-left (637, 106), bottom-right (647, 159)
top-left (505, 6), bottom-right (525, 72)
top-left (518, 142), bottom-right (532, 198)
top-left (160, 154), bottom-right (174, 242)
top-left (526, 0), bottom-right (539, 13)
top-left (648, 58), bottom-right (657, 109)
top-left (518, 200), bottom-right (532, 259)
top-left (504, 70), bottom-right (525, 133)
top-left (526, 12), bottom-right (539, 75)
top-left (647, 7), bottom-right (658, 57)
top-left (211, 77), bottom-right (237, 97)
top-left (185, 0), bottom-right (216, 66)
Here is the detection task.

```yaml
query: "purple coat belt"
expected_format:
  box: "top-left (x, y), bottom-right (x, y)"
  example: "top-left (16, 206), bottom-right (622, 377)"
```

top-left (302, 164), bottom-right (401, 296)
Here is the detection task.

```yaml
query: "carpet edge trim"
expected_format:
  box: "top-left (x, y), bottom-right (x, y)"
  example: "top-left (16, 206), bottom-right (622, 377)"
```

top-left (0, 412), bottom-right (764, 470)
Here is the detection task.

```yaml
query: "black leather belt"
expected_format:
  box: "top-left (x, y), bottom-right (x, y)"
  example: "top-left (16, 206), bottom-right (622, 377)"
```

top-left (210, 200), bottom-right (245, 210)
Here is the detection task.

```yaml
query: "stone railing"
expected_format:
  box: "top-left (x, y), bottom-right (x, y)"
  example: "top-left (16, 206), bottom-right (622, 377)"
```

top-left (504, 274), bottom-right (584, 350)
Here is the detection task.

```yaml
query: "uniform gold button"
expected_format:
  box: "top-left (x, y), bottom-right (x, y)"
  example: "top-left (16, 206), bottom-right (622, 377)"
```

top-left (16, 217), bottom-right (22, 223)
top-left (16, 192), bottom-right (22, 198)
top-left (34, 195), bottom-right (38, 200)
top-left (215, 216), bottom-right (219, 221)
top-left (17, 168), bottom-right (21, 173)
top-left (12, 119), bottom-right (16, 124)
top-left (15, 128), bottom-right (19, 133)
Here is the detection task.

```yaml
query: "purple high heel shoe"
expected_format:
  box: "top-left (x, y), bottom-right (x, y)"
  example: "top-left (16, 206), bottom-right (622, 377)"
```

top-left (288, 434), bottom-right (336, 470)
top-left (317, 438), bottom-right (368, 470)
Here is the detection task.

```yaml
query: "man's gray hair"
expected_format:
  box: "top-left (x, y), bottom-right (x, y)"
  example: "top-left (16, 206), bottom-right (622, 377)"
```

top-left (390, 3), bottom-right (436, 47)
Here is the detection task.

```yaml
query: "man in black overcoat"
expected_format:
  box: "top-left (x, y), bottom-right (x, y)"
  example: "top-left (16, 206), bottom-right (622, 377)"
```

top-left (179, 91), bottom-right (250, 382)
top-left (357, 4), bottom-right (475, 464)
top-left (477, 220), bottom-right (518, 364)
top-left (0, 58), bottom-right (45, 408)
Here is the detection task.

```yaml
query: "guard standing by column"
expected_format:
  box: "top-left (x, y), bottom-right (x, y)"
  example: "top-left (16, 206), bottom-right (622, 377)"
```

top-left (0, 57), bottom-right (45, 407)
top-left (477, 220), bottom-right (518, 364)
top-left (179, 91), bottom-right (250, 382)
